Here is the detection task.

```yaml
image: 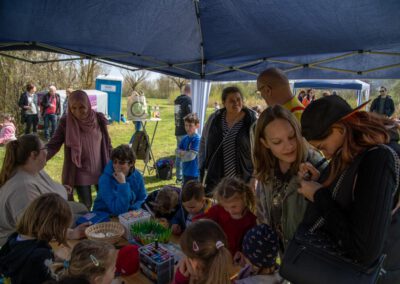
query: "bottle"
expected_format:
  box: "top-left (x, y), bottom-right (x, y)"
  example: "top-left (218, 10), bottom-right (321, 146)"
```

top-left (155, 106), bottom-right (160, 118)
top-left (147, 105), bottom-right (152, 118)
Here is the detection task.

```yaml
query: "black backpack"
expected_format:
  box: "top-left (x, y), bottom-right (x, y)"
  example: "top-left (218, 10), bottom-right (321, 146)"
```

top-left (131, 131), bottom-right (150, 161)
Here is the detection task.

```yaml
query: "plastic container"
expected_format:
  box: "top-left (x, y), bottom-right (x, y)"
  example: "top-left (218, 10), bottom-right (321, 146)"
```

top-left (118, 209), bottom-right (151, 240)
top-left (139, 242), bottom-right (174, 284)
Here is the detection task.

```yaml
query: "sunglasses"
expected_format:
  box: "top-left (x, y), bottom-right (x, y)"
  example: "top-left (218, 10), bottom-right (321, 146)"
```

top-left (112, 160), bottom-right (131, 165)
top-left (379, 90), bottom-right (385, 93)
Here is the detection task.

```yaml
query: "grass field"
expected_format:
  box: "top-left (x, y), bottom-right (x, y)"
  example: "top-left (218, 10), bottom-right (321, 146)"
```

top-left (0, 97), bottom-right (215, 194)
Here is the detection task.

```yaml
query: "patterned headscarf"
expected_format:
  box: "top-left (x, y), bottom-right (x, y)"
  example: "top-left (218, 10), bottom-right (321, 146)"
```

top-left (242, 224), bottom-right (279, 268)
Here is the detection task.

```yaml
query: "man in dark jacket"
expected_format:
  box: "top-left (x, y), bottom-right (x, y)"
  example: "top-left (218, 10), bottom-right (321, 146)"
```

top-left (18, 83), bottom-right (39, 134)
top-left (40, 85), bottom-right (61, 140)
top-left (174, 84), bottom-right (192, 184)
top-left (370, 86), bottom-right (395, 117)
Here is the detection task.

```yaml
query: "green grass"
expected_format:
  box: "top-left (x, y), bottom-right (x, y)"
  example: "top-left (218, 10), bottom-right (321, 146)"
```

top-left (0, 98), bottom-right (214, 195)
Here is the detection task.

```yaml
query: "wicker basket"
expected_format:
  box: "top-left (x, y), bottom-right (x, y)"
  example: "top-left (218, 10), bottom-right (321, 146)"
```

top-left (85, 222), bottom-right (124, 244)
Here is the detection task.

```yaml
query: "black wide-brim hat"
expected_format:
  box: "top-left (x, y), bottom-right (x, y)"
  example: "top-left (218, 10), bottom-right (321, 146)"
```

top-left (301, 95), bottom-right (370, 141)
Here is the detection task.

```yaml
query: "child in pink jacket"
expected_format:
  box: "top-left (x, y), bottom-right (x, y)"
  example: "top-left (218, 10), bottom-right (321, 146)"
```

top-left (0, 114), bottom-right (16, 145)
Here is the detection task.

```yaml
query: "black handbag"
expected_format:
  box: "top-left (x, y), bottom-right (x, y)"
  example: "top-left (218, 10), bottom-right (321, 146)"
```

top-left (280, 145), bottom-right (400, 284)
top-left (279, 225), bottom-right (385, 284)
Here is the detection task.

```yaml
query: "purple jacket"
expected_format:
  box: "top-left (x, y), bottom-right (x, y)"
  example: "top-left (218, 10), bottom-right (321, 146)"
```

top-left (46, 113), bottom-right (112, 186)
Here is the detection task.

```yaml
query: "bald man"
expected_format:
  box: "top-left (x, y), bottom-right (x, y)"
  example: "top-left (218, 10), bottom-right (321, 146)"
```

top-left (41, 85), bottom-right (61, 140)
top-left (256, 67), bottom-right (304, 121)
top-left (249, 68), bottom-right (305, 190)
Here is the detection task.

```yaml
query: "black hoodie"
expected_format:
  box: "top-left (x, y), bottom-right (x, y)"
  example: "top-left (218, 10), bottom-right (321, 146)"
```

top-left (0, 233), bottom-right (54, 284)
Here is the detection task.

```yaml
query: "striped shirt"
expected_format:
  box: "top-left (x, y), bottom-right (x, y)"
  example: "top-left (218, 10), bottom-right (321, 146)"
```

top-left (222, 112), bottom-right (244, 177)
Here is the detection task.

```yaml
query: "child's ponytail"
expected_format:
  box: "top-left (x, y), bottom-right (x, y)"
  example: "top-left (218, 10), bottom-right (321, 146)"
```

top-left (204, 245), bottom-right (231, 284)
top-left (180, 220), bottom-right (232, 284)
top-left (0, 140), bottom-right (18, 187)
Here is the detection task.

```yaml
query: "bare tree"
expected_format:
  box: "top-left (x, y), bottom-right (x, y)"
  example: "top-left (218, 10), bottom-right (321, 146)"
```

top-left (122, 70), bottom-right (149, 93)
top-left (169, 76), bottom-right (188, 91)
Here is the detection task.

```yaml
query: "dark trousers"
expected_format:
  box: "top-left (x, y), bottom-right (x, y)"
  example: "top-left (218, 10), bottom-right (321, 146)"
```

top-left (44, 113), bottom-right (57, 140)
top-left (75, 185), bottom-right (98, 210)
top-left (24, 114), bottom-right (38, 134)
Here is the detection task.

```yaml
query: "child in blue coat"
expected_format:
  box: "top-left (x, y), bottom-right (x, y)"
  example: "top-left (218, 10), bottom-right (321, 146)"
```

top-left (93, 144), bottom-right (147, 215)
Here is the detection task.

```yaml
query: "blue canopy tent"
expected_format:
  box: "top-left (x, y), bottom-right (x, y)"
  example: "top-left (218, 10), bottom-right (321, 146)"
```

top-left (1, 0), bottom-right (400, 131)
top-left (292, 80), bottom-right (370, 106)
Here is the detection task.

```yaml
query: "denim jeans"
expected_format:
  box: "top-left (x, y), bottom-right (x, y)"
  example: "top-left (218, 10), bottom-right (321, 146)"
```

top-left (175, 135), bottom-right (185, 180)
top-left (44, 113), bottom-right (57, 140)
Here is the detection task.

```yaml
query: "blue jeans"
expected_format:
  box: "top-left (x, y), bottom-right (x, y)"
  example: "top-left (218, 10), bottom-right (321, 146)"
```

top-left (44, 114), bottom-right (57, 140)
top-left (175, 135), bottom-right (185, 180)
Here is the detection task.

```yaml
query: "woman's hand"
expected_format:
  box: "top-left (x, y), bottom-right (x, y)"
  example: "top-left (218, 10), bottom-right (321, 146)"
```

top-left (113, 171), bottom-right (126, 184)
top-left (297, 180), bottom-right (322, 202)
top-left (298, 162), bottom-right (320, 181)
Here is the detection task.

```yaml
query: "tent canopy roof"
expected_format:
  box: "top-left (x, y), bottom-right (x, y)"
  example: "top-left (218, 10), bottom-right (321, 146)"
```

top-left (1, 0), bottom-right (400, 80)
top-left (293, 80), bottom-right (370, 91)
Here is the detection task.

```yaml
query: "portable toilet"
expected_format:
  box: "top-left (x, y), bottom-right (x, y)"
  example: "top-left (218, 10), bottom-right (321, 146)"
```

top-left (95, 75), bottom-right (123, 122)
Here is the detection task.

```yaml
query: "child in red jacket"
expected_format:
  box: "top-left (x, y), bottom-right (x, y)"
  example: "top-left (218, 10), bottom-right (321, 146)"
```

top-left (195, 177), bottom-right (257, 259)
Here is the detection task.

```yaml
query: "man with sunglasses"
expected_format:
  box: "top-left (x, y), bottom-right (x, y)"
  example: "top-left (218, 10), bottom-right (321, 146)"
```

top-left (370, 86), bottom-right (395, 117)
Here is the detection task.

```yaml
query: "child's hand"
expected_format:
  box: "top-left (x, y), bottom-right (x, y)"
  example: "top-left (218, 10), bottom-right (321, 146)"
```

top-left (298, 162), bottom-right (320, 181)
top-left (53, 245), bottom-right (71, 261)
top-left (171, 224), bottom-right (182, 235)
top-left (113, 171), bottom-right (126, 184)
top-left (178, 257), bottom-right (196, 278)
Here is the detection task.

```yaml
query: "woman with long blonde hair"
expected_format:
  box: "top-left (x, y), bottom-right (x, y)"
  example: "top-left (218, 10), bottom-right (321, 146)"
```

top-left (253, 105), bottom-right (326, 251)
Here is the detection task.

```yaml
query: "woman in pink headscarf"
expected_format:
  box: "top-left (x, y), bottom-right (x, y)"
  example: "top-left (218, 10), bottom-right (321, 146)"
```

top-left (47, 90), bottom-right (112, 209)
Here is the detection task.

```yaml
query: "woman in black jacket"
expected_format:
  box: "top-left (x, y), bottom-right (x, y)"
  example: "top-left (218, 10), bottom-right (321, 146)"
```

top-left (298, 95), bottom-right (400, 283)
top-left (199, 86), bottom-right (257, 195)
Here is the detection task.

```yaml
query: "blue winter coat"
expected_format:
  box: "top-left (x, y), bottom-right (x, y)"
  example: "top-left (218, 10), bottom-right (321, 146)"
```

top-left (93, 161), bottom-right (147, 215)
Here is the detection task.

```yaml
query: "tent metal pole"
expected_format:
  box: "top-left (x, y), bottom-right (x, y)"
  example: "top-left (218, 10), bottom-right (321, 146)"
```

top-left (310, 65), bottom-right (359, 74)
top-left (0, 52), bottom-right (34, 63)
top-left (193, 0), bottom-right (206, 78)
top-left (362, 62), bottom-right (400, 74)
top-left (207, 61), bottom-right (258, 76)
top-left (267, 58), bottom-right (301, 66)
top-left (34, 57), bottom-right (83, 63)
top-left (171, 65), bottom-right (202, 76)
top-left (308, 51), bottom-right (358, 66)
top-left (368, 51), bottom-right (400, 56)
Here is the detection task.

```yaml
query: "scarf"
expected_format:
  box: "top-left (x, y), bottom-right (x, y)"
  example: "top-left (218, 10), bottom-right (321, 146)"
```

top-left (65, 90), bottom-right (98, 168)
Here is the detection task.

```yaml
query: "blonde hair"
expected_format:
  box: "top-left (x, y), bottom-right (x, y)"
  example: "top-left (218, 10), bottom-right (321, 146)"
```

top-left (16, 193), bottom-right (72, 245)
top-left (53, 240), bottom-right (117, 282)
top-left (213, 177), bottom-right (255, 212)
top-left (180, 220), bottom-right (232, 284)
top-left (253, 105), bottom-right (308, 181)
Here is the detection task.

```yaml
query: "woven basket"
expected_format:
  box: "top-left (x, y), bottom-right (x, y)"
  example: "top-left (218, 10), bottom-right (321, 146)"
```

top-left (85, 222), bottom-right (124, 244)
